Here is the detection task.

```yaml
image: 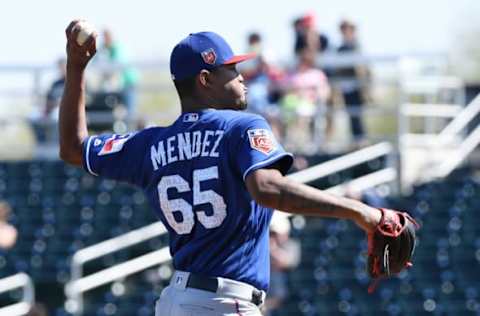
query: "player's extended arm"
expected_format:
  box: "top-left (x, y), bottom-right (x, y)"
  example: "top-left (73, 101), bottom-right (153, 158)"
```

top-left (59, 20), bottom-right (97, 166)
top-left (246, 168), bottom-right (381, 232)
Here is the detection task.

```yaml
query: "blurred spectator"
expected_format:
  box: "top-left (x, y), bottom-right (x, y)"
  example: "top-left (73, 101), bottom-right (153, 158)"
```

top-left (45, 58), bottom-right (66, 121)
top-left (0, 201), bottom-right (17, 250)
top-left (334, 19), bottom-right (372, 144)
top-left (240, 32), bottom-right (285, 139)
top-left (97, 28), bottom-right (139, 119)
top-left (247, 32), bottom-right (262, 55)
top-left (30, 58), bottom-right (66, 143)
top-left (26, 303), bottom-right (48, 316)
top-left (266, 216), bottom-right (301, 316)
top-left (281, 47), bottom-right (331, 152)
top-left (293, 12), bottom-right (329, 56)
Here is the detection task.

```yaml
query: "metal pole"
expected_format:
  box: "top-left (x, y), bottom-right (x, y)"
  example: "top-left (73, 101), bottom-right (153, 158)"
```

top-left (32, 68), bottom-right (42, 109)
top-left (396, 70), bottom-right (407, 195)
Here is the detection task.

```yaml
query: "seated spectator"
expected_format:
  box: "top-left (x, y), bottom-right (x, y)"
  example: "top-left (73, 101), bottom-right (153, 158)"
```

top-left (281, 47), bottom-right (331, 152)
top-left (0, 201), bottom-right (17, 250)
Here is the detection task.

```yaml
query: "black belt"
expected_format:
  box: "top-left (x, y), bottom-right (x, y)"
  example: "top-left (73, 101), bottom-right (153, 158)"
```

top-left (186, 274), bottom-right (264, 306)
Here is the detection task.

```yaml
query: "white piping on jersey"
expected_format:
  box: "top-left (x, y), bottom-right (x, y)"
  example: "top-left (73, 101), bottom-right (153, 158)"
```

top-left (85, 136), bottom-right (99, 176)
top-left (242, 152), bottom-right (293, 181)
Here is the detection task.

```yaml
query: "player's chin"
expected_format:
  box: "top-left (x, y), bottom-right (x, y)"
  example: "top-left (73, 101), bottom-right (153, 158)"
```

top-left (226, 97), bottom-right (247, 111)
top-left (239, 97), bottom-right (248, 109)
top-left (236, 99), bottom-right (248, 111)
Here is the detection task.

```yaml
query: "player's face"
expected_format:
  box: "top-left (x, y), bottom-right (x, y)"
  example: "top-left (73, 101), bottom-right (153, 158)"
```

top-left (209, 64), bottom-right (247, 110)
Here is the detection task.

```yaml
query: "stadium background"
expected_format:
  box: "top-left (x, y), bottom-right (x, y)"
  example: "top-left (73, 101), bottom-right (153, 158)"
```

top-left (1, 1), bottom-right (480, 315)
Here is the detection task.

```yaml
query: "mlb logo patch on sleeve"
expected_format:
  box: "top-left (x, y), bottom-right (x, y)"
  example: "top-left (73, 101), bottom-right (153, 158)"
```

top-left (247, 129), bottom-right (276, 155)
top-left (98, 134), bottom-right (133, 156)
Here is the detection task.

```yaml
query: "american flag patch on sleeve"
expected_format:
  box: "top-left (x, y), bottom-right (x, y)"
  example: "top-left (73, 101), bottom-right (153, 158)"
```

top-left (98, 134), bottom-right (133, 156)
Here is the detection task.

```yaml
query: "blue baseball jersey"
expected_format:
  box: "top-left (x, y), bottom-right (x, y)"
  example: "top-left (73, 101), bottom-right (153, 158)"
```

top-left (82, 109), bottom-right (293, 291)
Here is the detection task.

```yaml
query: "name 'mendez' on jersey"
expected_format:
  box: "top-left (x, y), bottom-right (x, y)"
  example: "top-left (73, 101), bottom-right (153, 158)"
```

top-left (82, 109), bottom-right (294, 291)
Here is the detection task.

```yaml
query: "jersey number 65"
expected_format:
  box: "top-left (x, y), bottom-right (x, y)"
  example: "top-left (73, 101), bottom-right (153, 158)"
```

top-left (157, 166), bottom-right (227, 235)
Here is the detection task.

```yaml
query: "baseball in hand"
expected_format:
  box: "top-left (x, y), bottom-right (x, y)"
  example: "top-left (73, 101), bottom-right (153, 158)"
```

top-left (73, 21), bottom-right (96, 46)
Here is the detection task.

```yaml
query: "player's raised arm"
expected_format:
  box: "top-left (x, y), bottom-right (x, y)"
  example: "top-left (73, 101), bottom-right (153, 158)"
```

top-left (59, 20), bottom-right (97, 166)
top-left (245, 167), bottom-right (382, 232)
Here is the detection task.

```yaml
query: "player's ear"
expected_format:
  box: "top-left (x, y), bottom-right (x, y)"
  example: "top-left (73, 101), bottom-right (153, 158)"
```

top-left (198, 70), bottom-right (212, 88)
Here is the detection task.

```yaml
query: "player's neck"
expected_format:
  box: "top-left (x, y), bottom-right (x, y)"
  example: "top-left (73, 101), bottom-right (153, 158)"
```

top-left (180, 96), bottom-right (216, 113)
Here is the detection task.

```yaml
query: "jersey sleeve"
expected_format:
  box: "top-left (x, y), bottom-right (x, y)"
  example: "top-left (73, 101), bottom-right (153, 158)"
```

top-left (229, 115), bottom-right (294, 181)
top-left (82, 131), bottom-right (147, 185)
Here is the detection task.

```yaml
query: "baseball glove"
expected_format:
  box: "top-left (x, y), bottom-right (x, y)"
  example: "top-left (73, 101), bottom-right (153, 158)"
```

top-left (367, 208), bottom-right (419, 292)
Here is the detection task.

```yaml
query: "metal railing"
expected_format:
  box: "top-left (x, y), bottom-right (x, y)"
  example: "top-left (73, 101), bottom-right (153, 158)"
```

top-left (70, 221), bottom-right (167, 282)
top-left (0, 273), bottom-right (35, 316)
top-left (65, 221), bottom-right (167, 314)
top-left (395, 75), bottom-right (480, 187)
top-left (288, 142), bottom-right (393, 183)
top-left (399, 93), bottom-right (480, 182)
top-left (430, 93), bottom-right (480, 177)
top-left (65, 141), bottom-right (396, 315)
top-left (439, 94), bottom-right (480, 137)
top-left (434, 124), bottom-right (480, 177)
top-left (326, 167), bottom-right (397, 196)
top-left (65, 248), bottom-right (170, 314)
top-left (401, 103), bottom-right (463, 118)
top-left (399, 103), bottom-right (463, 147)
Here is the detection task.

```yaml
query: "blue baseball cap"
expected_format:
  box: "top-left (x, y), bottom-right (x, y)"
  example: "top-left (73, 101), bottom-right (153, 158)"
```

top-left (170, 32), bottom-right (255, 81)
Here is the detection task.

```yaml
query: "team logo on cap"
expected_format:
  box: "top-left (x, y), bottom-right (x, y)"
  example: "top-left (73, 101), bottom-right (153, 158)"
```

top-left (201, 48), bottom-right (217, 65)
top-left (247, 129), bottom-right (277, 155)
